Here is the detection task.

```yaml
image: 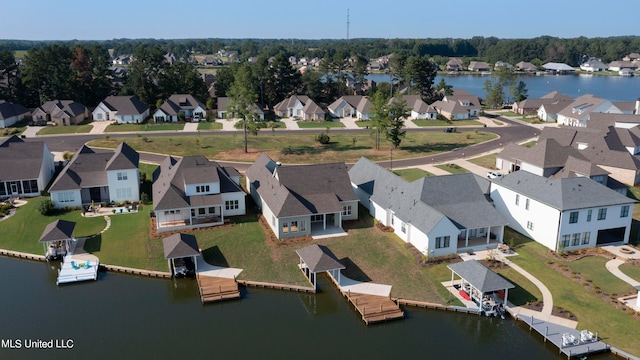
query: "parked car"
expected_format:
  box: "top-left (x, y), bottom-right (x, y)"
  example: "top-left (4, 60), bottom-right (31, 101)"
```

top-left (28, 120), bottom-right (47, 126)
top-left (444, 127), bottom-right (455, 133)
top-left (487, 171), bottom-right (503, 179)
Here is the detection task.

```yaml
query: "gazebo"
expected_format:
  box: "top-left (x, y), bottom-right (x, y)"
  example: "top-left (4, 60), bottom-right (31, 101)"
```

top-left (39, 220), bottom-right (75, 260)
top-left (448, 260), bottom-right (515, 312)
top-left (162, 233), bottom-right (201, 277)
top-left (296, 244), bottom-right (345, 290)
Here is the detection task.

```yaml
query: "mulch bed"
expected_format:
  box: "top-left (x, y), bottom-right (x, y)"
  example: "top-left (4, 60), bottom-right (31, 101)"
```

top-left (257, 215), bottom-right (312, 248)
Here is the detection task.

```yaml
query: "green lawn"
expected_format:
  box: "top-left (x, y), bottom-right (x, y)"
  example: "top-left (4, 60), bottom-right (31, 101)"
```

top-left (393, 168), bottom-right (433, 182)
top-left (412, 119), bottom-right (483, 127)
top-left (562, 256), bottom-right (634, 296)
top-left (88, 131), bottom-right (497, 165)
top-left (197, 122), bottom-right (223, 130)
top-left (619, 263), bottom-right (640, 284)
top-left (521, 141), bottom-right (537, 147)
top-left (506, 228), bottom-right (640, 355)
top-left (105, 123), bottom-right (185, 132)
top-left (37, 124), bottom-right (94, 135)
top-left (468, 153), bottom-right (497, 170)
top-left (0, 198), bottom-right (107, 255)
top-left (1, 120), bottom-right (29, 136)
top-left (355, 121), bottom-right (370, 128)
top-left (435, 163), bottom-right (469, 174)
top-left (295, 121), bottom-right (345, 129)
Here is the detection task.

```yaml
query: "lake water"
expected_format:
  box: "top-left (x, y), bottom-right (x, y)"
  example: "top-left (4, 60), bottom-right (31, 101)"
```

top-left (367, 73), bottom-right (640, 102)
top-left (0, 256), bottom-right (620, 360)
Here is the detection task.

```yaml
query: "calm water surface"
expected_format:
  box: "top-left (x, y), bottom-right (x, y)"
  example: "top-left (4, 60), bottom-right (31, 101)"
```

top-left (0, 256), bottom-right (621, 360)
top-left (368, 73), bottom-right (640, 102)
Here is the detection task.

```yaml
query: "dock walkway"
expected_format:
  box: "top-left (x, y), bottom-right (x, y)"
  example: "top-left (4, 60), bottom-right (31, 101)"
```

top-left (56, 237), bottom-right (99, 285)
top-left (517, 314), bottom-right (609, 358)
top-left (196, 257), bottom-right (242, 304)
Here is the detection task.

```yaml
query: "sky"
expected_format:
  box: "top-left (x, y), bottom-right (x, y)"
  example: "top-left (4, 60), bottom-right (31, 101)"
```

top-left (1, 0), bottom-right (638, 41)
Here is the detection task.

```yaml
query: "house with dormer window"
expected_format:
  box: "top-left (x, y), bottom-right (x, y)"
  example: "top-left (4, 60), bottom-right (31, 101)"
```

top-left (152, 155), bottom-right (245, 232)
top-left (153, 94), bottom-right (207, 122)
top-left (556, 94), bottom-right (622, 127)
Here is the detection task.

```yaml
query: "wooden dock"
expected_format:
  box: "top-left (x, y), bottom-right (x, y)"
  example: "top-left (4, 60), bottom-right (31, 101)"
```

top-left (197, 274), bottom-right (241, 303)
top-left (345, 290), bottom-right (404, 325)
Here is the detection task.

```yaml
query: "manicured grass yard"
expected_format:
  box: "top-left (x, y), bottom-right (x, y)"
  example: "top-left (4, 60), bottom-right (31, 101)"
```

top-left (355, 120), bottom-right (370, 128)
top-left (37, 124), bottom-right (93, 135)
top-left (0, 198), bottom-right (106, 255)
top-left (468, 153), bottom-right (496, 170)
top-left (412, 119), bottom-right (482, 127)
top-left (435, 163), bottom-right (468, 174)
top-left (620, 263), bottom-right (640, 283)
top-left (105, 123), bottom-right (185, 132)
top-left (88, 131), bottom-right (497, 164)
top-left (393, 168), bottom-right (433, 181)
top-left (295, 120), bottom-right (345, 129)
top-left (2, 120), bottom-right (28, 136)
top-left (197, 122), bottom-right (222, 130)
top-left (506, 228), bottom-right (640, 355)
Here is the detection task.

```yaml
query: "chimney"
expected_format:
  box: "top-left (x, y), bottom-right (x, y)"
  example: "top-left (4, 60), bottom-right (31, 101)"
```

top-left (635, 98), bottom-right (640, 115)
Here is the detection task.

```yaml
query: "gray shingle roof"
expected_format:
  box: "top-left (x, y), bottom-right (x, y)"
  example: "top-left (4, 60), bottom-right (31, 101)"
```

top-left (295, 244), bottom-right (345, 273)
top-left (448, 260), bottom-right (515, 293)
top-left (153, 155), bottom-right (243, 211)
top-left (0, 101), bottom-right (29, 120)
top-left (39, 220), bottom-right (75, 243)
top-left (0, 136), bottom-right (49, 182)
top-left (162, 233), bottom-right (200, 259)
top-left (158, 94), bottom-right (206, 115)
top-left (49, 143), bottom-right (138, 192)
top-left (247, 154), bottom-right (357, 218)
top-left (493, 170), bottom-right (636, 211)
top-left (101, 95), bottom-right (149, 115)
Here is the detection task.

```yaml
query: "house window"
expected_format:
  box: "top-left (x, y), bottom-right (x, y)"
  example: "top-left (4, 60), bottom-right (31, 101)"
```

top-left (198, 208), bottom-right (205, 215)
top-left (561, 235), bottom-right (570, 248)
top-left (300, 220), bottom-right (306, 232)
top-left (569, 211), bottom-right (579, 224)
top-left (582, 232), bottom-right (590, 245)
top-left (196, 185), bottom-right (210, 193)
top-left (527, 221), bottom-right (534, 230)
top-left (21, 180), bottom-right (38, 194)
top-left (291, 221), bottom-right (298, 232)
top-left (0, 182), bottom-right (6, 196)
top-left (208, 207), bottom-right (216, 214)
top-left (117, 172), bottom-right (128, 181)
top-left (620, 205), bottom-right (630, 218)
top-left (225, 200), bottom-right (239, 210)
top-left (597, 208), bottom-right (607, 220)
top-left (57, 191), bottom-right (76, 203)
top-left (311, 214), bottom-right (324, 222)
top-left (401, 222), bottom-right (407, 234)
top-left (391, 216), bottom-right (395, 225)
top-left (515, 194), bottom-right (520, 205)
top-left (116, 188), bottom-right (132, 199)
top-left (282, 222), bottom-right (289, 234)
top-left (342, 205), bottom-right (352, 216)
top-left (572, 233), bottom-right (580, 246)
top-left (525, 198), bottom-right (530, 210)
top-left (587, 210), bottom-right (592, 222)
top-left (435, 236), bottom-right (450, 249)
top-left (96, 113), bottom-right (103, 120)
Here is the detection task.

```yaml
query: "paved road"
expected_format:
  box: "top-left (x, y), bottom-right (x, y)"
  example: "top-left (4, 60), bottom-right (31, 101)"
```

top-left (21, 114), bottom-right (538, 171)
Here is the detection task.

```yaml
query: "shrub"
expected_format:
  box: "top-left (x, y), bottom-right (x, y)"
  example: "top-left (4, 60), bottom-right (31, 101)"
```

top-left (140, 193), bottom-right (151, 205)
top-left (37, 199), bottom-right (55, 216)
top-left (315, 132), bottom-right (330, 144)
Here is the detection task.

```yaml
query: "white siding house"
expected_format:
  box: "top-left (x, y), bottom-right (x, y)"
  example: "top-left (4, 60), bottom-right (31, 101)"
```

top-left (92, 96), bottom-right (150, 123)
top-left (0, 136), bottom-right (55, 199)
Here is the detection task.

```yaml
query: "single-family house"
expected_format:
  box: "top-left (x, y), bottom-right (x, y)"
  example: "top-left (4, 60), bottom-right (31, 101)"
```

top-left (216, 97), bottom-right (265, 120)
top-left (390, 95), bottom-right (437, 119)
top-left (152, 155), bottom-right (246, 232)
top-left (537, 99), bottom-right (574, 122)
top-left (0, 136), bottom-right (55, 199)
top-left (273, 95), bottom-right (325, 120)
top-left (490, 171), bottom-right (635, 251)
top-left (515, 61), bottom-right (538, 73)
top-left (48, 142), bottom-right (139, 208)
top-left (511, 91), bottom-right (572, 115)
top-left (494, 61), bottom-right (513, 69)
top-left (580, 58), bottom-right (607, 72)
top-left (328, 96), bottom-right (373, 120)
top-left (556, 94), bottom-right (622, 127)
top-left (153, 94), bottom-right (207, 123)
top-left (608, 61), bottom-right (638, 72)
top-left (0, 101), bottom-right (30, 128)
top-left (349, 157), bottom-right (508, 257)
top-left (431, 90), bottom-right (481, 120)
top-left (32, 100), bottom-right (89, 126)
top-left (445, 58), bottom-right (464, 71)
top-left (92, 96), bottom-right (150, 123)
top-left (246, 154), bottom-right (358, 240)
top-left (468, 61), bottom-right (491, 72)
top-left (612, 99), bottom-right (640, 115)
top-left (623, 53), bottom-right (640, 62)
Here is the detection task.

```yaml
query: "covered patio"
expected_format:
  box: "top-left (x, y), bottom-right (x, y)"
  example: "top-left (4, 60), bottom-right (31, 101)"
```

top-left (296, 244), bottom-right (345, 290)
top-left (448, 260), bottom-right (515, 316)
top-left (457, 225), bottom-right (504, 252)
top-left (39, 219), bottom-right (75, 261)
top-left (162, 233), bottom-right (201, 277)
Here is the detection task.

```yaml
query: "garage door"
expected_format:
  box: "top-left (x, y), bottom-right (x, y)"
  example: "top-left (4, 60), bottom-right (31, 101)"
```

top-left (596, 227), bottom-right (626, 245)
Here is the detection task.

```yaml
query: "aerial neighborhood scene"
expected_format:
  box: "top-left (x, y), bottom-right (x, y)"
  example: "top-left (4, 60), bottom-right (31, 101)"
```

top-left (3, 1), bottom-right (640, 359)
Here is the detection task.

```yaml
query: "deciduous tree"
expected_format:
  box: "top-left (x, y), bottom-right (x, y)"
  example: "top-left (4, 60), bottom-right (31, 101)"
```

top-left (228, 63), bottom-right (261, 153)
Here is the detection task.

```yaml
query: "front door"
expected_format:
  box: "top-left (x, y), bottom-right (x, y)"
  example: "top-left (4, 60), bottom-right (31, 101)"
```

top-left (89, 187), bottom-right (102, 202)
